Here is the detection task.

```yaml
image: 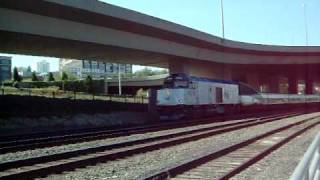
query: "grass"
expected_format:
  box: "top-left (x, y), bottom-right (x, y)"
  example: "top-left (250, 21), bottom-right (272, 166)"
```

top-left (0, 87), bottom-right (148, 104)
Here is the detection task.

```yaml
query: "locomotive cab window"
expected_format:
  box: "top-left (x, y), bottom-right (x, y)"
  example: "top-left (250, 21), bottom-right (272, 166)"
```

top-left (163, 77), bottom-right (173, 88)
top-left (174, 80), bottom-right (188, 88)
top-left (163, 74), bottom-right (189, 88)
top-left (189, 81), bottom-right (197, 89)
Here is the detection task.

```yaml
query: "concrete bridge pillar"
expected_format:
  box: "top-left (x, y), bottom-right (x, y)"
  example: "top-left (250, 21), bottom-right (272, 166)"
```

top-left (278, 77), bottom-right (289, 94)
top-left (268, 77), bottom-right (279, 93)
top-left (104, 81), bottom-right (109, 94)
top-left (305, 79), bottom-right (314, 94)
top-left (288, 75), bottom-right (298, 94)
top-left (305, 65), bottom-right (316, 94)
top-left (168, 60), bottom-right (190, 75)
top-left (246, 73), bottom-right (260, 91)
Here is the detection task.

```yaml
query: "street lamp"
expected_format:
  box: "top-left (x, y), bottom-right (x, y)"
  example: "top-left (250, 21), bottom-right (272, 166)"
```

top-left (220, 0), bottom-right (225, 39)
top-left (302, 2), bottom-right (310, 95)
top-left (302, 3), bottom-right (308, 46)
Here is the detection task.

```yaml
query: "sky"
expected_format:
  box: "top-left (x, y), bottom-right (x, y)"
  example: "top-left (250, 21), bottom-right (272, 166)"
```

top-left (1, 0), bottom-right (319, 71)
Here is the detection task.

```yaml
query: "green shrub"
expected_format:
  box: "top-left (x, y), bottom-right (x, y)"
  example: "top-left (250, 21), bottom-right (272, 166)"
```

top-left (85, 75), bottom-right (93, 93)
top-left (31, 71), bottom-right (38, 81)
top-left (2, 79), bottom-right (104, 93)
top-left (13, 67), bottom-right (22, 82)
top-left (48, 72), bottom-right (55, 82)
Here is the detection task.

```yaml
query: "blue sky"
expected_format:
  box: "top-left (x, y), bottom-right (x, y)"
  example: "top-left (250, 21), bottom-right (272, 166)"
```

top-left (103, 0), bottom-right (319, 45)
top-left (1, 0), bottom-right (319, 71)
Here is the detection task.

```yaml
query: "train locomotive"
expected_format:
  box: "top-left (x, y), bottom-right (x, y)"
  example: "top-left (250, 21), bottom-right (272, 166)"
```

top-left (156, 73), bottom-right (320, 119)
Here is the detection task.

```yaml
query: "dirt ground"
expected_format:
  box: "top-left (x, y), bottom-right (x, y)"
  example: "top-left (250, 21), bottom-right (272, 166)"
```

top-left (0, 112), bottom-right (156, 136)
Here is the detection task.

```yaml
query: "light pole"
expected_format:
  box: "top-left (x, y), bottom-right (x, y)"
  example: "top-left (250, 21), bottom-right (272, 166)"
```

top-left (118, 64), bottom-right (122, 95)
top-left (302, 2), bottom-right (309, 95)
top-left (220, 0), bottom-right (225, 39)
top-left (302, 3), bottom-right (308, 46)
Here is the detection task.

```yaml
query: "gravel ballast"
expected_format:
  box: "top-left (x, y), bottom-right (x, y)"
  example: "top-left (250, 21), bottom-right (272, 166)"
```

top-left (231, 123), bottom-right (320, 180)
top-left (0, 112), bottom-right (152, 136)
top-left (41, 113), bottom-right (320, 180)
top-left (0, 117), bottom-right (257, 163)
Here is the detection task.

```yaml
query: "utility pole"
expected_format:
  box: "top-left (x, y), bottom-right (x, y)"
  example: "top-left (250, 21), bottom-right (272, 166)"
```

top-left (220, 0), bottom-right (225, 39)
top-left (302, 2), bottom-right (310, 95)
top-left (302, 3), bottom-right (308, 46)
top-left (118, 64), bottom-right (122, 95)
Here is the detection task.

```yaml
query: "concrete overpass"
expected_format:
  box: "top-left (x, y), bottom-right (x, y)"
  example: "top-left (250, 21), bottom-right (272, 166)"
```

top-left (105, 74), bottom-right (166, 94)
top-left (1, 0), bottom-right (320, 94)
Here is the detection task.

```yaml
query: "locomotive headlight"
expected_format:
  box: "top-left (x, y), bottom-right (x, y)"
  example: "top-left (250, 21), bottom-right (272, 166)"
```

top-left (177, 99), bottom-right (183, 104)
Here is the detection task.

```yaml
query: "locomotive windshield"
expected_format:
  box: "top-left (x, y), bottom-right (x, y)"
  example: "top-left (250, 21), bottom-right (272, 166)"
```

top-left (163, 73), bottom-right (189, 88)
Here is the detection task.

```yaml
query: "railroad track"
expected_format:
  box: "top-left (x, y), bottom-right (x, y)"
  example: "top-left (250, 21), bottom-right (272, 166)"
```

top-left (0, 112), bottom-right (295, 154)
top-left (1, 112), bottom-right (269, 142)
top-left (0, 113), bottom-right (302, 179)
top-left (144, 115), bottom-right (320, 180)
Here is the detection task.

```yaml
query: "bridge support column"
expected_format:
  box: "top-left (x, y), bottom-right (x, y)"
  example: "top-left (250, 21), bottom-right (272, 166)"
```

top-left (288, 76), bottom-right (298, 94)
top-left (246, 73), bottom-right (260, 91)
top-left (168, 60), bottom-right (190, 75)
top-left (269, 77), bottom-right (279, 93)
top-left (305, 80), bottom-right (314, 94)
top-left (148, 89), bottom-right (157, 115)
top-left (104, 81), bottom-right (109, 94)
top-left (305, 65), bottom-right (316, 94)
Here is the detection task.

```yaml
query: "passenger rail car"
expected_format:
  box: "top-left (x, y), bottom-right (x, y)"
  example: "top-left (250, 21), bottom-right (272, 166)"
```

top-left (156, 73), bottom-right (320, 119)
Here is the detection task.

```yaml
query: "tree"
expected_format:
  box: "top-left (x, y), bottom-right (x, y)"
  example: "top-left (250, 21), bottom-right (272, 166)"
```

top-left (61, 72), bottom-right (68, 92)
top-left (26, 66), bottom-right (32, 77)
top-left (134, 68), bottom-right (154, 77)
top-left (26, 66), bottom-right (32, 73)
top-left (61, 72), bottom-right (68, 81)
top-left (133, 67), bottom-right (168, 77)
top-left (31, 71), bottom-right (38, 81)
top-left (85, 75), bottom-right (93, 93)
top-left (13, 67), bottom-right (22, 82)
top-left (48, 72), bottom-right (55, 82)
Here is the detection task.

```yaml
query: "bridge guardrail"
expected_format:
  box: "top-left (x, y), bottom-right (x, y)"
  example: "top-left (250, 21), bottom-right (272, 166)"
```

top-left (290, 132), bottom-right (320, 180)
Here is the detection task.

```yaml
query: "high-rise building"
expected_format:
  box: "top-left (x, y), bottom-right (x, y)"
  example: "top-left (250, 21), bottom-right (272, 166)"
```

top-left (59, 59), bottom-right (132, 79)
top-left (37, 60), bottom-right (50, 74)
top-left (109, 63), bottom-right (132, 74)
top-left (0, 56), bottom-right (12, 82)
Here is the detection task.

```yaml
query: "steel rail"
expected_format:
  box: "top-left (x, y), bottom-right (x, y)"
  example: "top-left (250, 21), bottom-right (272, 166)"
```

top-left (0, 113), bottom-right (298, 179)
top-left (0, 112), bottom-right (294, 154)
top-left (144, 117), bottom-right (320, 180)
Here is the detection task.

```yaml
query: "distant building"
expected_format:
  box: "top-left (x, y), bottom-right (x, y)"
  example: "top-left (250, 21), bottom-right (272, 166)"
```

top-left (59, 59), bottom-right (132, 79)
top-left (37, 60), bottom-right (50, 74)
top-left (17, 66), bottom-right (32, 78)
top-left (0, 56), bottom-right (12, 82)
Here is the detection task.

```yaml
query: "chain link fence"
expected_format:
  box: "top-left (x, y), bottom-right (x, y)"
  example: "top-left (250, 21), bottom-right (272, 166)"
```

top-left (0, 87), bottom-right (148, 104)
